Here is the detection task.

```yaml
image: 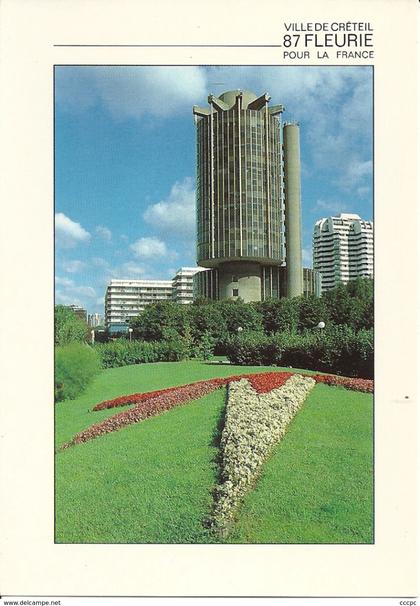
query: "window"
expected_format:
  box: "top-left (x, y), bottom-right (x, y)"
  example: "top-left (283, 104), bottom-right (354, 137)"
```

top-left (232, 275), bottom-right (238, 283)
top-left (232, 288), bottom-right (239, 297)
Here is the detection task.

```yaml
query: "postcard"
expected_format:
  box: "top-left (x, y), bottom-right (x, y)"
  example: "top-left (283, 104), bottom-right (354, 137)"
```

top-left (0, 0), bottom-right (418, 600)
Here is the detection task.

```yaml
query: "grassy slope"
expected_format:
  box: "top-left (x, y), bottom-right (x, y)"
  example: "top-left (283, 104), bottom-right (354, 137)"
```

top-left (55, 388), bottom-right (225, 543)
top-left (55, 361), bottom-right (373, 544)
top-left (55, 360), bottom-right (297, 447)
top-left (228, 383), bottom-right (373, 544)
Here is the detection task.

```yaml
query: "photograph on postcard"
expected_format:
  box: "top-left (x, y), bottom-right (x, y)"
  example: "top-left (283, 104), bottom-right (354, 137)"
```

top-left (54, 65), bottom-right (373, 545)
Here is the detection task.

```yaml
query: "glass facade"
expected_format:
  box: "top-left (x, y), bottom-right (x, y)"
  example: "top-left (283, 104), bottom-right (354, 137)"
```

top-left (196, 103), bottom-right (284, 266)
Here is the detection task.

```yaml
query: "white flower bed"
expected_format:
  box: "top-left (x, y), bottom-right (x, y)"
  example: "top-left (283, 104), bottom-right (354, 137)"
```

top-left (212, 374), bottom-right (316, 535)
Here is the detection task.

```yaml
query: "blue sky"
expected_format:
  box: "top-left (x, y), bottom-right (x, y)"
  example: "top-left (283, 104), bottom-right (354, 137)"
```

top-left (55, 66), bottom-right (373, 315)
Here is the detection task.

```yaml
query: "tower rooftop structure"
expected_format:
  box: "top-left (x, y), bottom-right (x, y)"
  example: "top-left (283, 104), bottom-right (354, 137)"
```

top-left (193, 89), bottom-right (302, 302)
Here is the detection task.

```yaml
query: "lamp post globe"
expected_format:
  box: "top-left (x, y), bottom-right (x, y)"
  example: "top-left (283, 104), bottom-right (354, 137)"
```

top-left (317, 321), bottom-right (325, 330)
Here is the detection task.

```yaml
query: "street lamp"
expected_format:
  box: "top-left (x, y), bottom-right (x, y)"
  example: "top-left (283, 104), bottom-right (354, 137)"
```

top-left (237, 326), bottom-right (243, 335)
top-left (90, 329), bottom-right (95, 345)
top-left (317, 321), bottom-right (325, 330)
top-left (128, 327), bottom-right (133, 342)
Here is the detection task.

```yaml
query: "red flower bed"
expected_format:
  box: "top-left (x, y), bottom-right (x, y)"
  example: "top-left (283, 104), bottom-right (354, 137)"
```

top-left (312, 374), bottom-right (373, 393)
top-left (62, 370), bottom-right (373, 450)
top-left (93, 372), bottom-right (294, 412)
top-left (245, 371), bottom-right (293, 392)
top-left (93, 386), bottom-right (186, 410)
top-left (64, 379), bottom-right (225, 449)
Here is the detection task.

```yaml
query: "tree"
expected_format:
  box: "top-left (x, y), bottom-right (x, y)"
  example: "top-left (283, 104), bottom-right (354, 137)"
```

top-left (322, 278), bottom-right (373, 329)
top-left (54, 305), bottom-right (88, 346)
top-left (190, 302), bottom-right (226, 341)
top-left (346, 278), bottom-right (374, 329)
top-left (130, 301), bottom-right (190, 341)
top-left (218, 299), bottom-right (263, 334)
top-left (255, 298), bottom-right (299, 334)
top-left (297, 295), bottom-right (328, 331)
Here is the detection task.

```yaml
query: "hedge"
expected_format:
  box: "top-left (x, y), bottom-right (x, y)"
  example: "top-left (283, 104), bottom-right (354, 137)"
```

top-left (225, 326), bottom-right (373, 378)
top-left (94, 340), bottom-right (166, 368)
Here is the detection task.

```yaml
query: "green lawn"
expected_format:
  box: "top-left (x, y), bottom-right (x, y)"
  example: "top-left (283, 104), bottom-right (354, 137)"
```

top-left (55, 360), bottom-right (373, 544)
top-left (56, 388), bottom-right (225, 543)
top-left (227, 383), bottom-right (373, 543)
top-left (55, 360), bottom-right (295, 448)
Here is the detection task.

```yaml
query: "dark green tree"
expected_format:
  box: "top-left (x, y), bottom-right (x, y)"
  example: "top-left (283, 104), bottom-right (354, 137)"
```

top-left (130, 301), bottom-right (190, 341)
top-left (346, 278), bottom-right (374, 329)
top-left (218, 299), bottom-right (263, 335)
top-left (190, 301), bottom-right (226, 341)
top-left (297, 295), bottom-right (329, 331)
top-left (254, 298), bottom-right (299, 334)
top-left (323, 279), bottom-right (373, 328)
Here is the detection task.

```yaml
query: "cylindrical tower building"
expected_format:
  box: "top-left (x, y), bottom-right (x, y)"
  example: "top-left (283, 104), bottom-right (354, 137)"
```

top-left (193, 90), bottom-right (302, 301)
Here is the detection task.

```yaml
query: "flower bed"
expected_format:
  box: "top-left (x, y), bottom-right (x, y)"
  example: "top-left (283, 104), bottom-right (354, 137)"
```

top-left (210, 374), bottom-right (316, 535)
top-left (313, 374), bottom-right (373, 393)
top-left (93, 371), bottom-right (372, 413)
top-left (62, 379), bottom-right (225, 449)
top-left (62, 370), bottom-right (372, 450)
top-left (92, 372), bottom-right (294, 411)
top-left (92, 381), bottom-right (223, 411)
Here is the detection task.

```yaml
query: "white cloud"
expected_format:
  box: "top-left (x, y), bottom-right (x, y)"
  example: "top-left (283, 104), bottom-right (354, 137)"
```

top-left (56, 66), bottom-right (207, 120)
top-left (120, 262), bottom-right (146, 277)
top-left (55, 290), bottom-right (82, 306)
top-left (91, 256), bottom-right (109, 268)
top-left (313, 199), bottom-right (349, 215)
top-left (55, 285), bottom-right (96, 306)
top-left (344, 160), bottom-right (372, 182)
top-left (202, 66), bottom-right (372, 200)
top-left (55, 213), bottom-right (90, 249)
top-left (143, 177), bottom-right (195, 238)
top-left (71, 285), bottom-right (97, 298)
top-left (95, 225), bottom-right (112, 241)
top-left (130, 237), bottom-right (167, 258)
top-left (62, 260), bottom-right (86, 274)
top-left (55, 276), bottom-right (74, 287)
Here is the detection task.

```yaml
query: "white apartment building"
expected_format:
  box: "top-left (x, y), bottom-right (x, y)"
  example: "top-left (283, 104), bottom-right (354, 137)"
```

top-left (105, 279), bottom-right (173, 327)
top-left (172, 267), bottom-right (207, 304)
top-left (88, 313), bottom-right (103, 327)
top-left (313, 213), bottom-right (373, 292)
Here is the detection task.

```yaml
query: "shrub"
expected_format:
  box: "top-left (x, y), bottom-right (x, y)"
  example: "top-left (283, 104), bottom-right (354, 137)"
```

top-left (194, 330), bottom-right (216, 360)
top-left (55, 305), bottom-right (88, 346)
top-left (160, 328), bottom-right (193, 362)
top-left (225, 327), bottom-right (373, 378)
top-left (94, 340), bottom-right (164, 368)
top-left (225, 331), bottom-right (279, 366)
top-left (55, 343), bottom-right (101, 402)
